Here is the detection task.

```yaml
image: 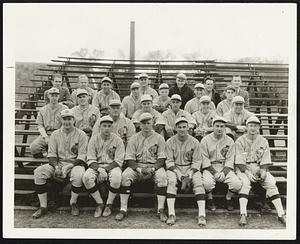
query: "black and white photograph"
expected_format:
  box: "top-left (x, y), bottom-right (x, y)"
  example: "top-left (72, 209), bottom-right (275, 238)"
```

top-left (3, 3), bottom-right (297, 239)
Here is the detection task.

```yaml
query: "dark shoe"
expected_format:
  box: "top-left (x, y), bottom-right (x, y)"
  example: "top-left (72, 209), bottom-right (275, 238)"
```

top-left (71, 203), bottom-right (79, 216)
top-left (32, 207), bottom-right (47, 219)
top-left (207, 199), bottom-right (216, 211)
top-left (239, 214), bottom-right (247, 226)
top-left (198, 216), bottom-right (206, 226)
top-left (157, 208), bottom-right (167, 222)
top-left (102, 204), bottom-right (112, 217)
top-left (166, 215), bottom-right (176, 225)
top-left (261, 201), bottom-right (272, 213)
top-left (226, 199), bottom-right (234, 211)
top-left (115, 210), bottom-right (128, 221)
top-left (278, 214), bottom-right (286, 226)
top-left (94, 203), bottom-right (104, 218)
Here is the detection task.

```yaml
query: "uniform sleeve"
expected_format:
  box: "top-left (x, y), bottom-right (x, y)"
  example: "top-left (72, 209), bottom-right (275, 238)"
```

top-left (184, 101), bottom-right (191, 114)
top-left (77, 131), bottom-right (88, 162)
top-left (165, 139), bottom-right (175, 169)
top-left (260, 138), bottom-right (272, 166)
top-left (71, 90), bottom-right (77, 104)
top-left (184, 111), bottom-right (196, 128)
top-left (191, 141), bottom-right (202, 171)
top-left (235, 138), bottom-right (247, 165)
top-left (210, 101), bottom-right (216, 111)
top-left (126, 120), bottom-right (136, 141)
top-left (224, 140), bottom-right (235, 169)
top-left (161, 111), bottom-right (172, 131)
top-left (216, 103), bottom-right (223, 116)
top-left (156, 135), bottom-right (166, 159)
top-left (121, 97), bottom-right (128, 117)
top-left (131, 111), bottom-right (139, 124)
top-left (125, 137), bottom-right (137, 161)
top-left (44, 90), bottom-right (49, 104)
top-left (92, 93), bottom-right (99, 109)
top-left (47, 133), bottom-right (58, 158)
top-left (37, 111), bottom-right (48, 138)
top-left (87, 135), bottom-right (98, 165)
top-left (114, 137), bottom-right (125, 167)
top-left (244, 91), bottom-right (250, 109)
top-left (200, 138), bottom-right (211, 169)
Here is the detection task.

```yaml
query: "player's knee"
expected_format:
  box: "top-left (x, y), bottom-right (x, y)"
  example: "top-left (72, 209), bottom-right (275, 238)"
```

top-left (110, 170), bottom-right (122, 189)
top-left (82, 171), bottom-right (95, 189)
top-left (121, 171), bottom-right (132, 187)
top-left (203, 178), bottom-right (215, 192)
top-left (230, 179), bottom-right (242, 192)
top-left (70, 167), bottom-right (84, 187)
top-left (33, 165), bottom-right (50, 185)
top-left (167, 171), bottom-right (177, 187)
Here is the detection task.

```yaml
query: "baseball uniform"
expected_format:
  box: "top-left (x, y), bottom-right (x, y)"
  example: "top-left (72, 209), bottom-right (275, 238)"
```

top-left (162, 109), bottom-right (196, 132)
top-left (192, 109), bottom-right (216, 139)
top-left (216, 99), bottom-right (233, 117)
top-left (184, 97), bottom-right (216, 115)
top-left (121, 94), bottom-right (141, 119)
top-left (140, 86), bottom-right (158, 99)
top-left (153, 96), bottom-right (171, 113)
top-left (71, 87), bottom-right (96, 105)
top-left (92, 89), bottom-right (120, 113)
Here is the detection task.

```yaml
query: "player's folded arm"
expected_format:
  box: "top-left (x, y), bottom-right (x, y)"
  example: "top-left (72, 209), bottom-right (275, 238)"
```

top-left (153, 158), bottom-right (165, 170)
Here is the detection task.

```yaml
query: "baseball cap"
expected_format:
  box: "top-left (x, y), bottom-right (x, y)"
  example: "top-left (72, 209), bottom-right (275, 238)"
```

top-left (200, 95), bottom-right (211, 103)
top-left (130, 81), bottom-right (140, 89)
top-left (139, 73), bottom-right (149, 79)
top-left (170, 94), bottom-right (182, 101)
top-left (194, 83), bottom-right (205, 89)
top-left (175, 117), bottom-right (188, 126)
top-left (159, 83), bottom-right (169, 90)
top-left (246, 116), bottom-right (261, 125)
top-left (61, 109), bottom-right (74, 118)
top-left (212, 116), bottom-right (227, 125)
top-left (109, 99), bottom-right (122, 106)
top-left (76, 88), bottom-right (88, 97)
top-left (99, 115), bottom-right (113, 124)
top-left (48, 87), bottom-right (60, 94)
top-left (141, 94), bottom-right (153, 102)
top-left (176, 73), bottom-right (187, 80)
top-left (232, 96), bottom-right (245, 104)
top-left (101, 76), bottom-right (113, 84)
top-left (225, 85), bottom-right (236, 92)
top-left (139, 112), bottom-right (153, 123)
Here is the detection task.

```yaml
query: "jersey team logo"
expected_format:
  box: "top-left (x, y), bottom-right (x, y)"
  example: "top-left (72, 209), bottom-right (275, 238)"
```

top-left (185, 148), bottom-right (194, 162)
top-left (118, 126), bottom-right (127, 137)
top-left (220, 145), bottom-right (230, 158)
top-left (71, 143), bottom-right (79, 155)
top-left (148, 144), bottom-right (158, 158)
top-left (255, 147), bottom-right (265, 162)
top-left (88, 114), bottom-right (97, 127)
top-left (107, 146), bottom-right (117, 160)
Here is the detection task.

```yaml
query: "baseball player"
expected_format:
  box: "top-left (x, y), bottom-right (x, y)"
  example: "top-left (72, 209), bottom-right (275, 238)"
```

top-left (92, 76), bottom-right (120, 116)
top-left (30, 87), bottom-right (68, 158)
top-left (216, 85), bottom-right (236, 116)
top-left (44, 73), bottom-right (74, 108)
top-left (115, 113), bottom-right (168, 222)
top-left (82, 116), bottom-right (125, 218)
top-left (200, 116), bottom-right (242, 212)
top-left (235, 116), bottom-right (286, 226)
top-left (32, 109), bottom-right (88, 218)
top-left (204, 77), bottom-right (221, 106)
top-left (169, 72), bottom-right (194, 109)
top-left (184, 83), bottom-right (216, 114)
top-left (93, 99), bottom-right (135, 147)
top-left (192, 95), bottom-right (216, 142)
top-left (153, 83), bottom-right (171, 113)
top-left (165, 117), bottom-right (206, 226)
top-left (131, 94), bottom-right (166, 134)
top-left (71, 89), bottom-right (100, 138)
top-left (161, 94), bottom-right (196, 139)
top-left (138, 73), bottom-right (158, 99)
top-left (223, 96), bottom-right (254, 140)
top-left (71, 74), bottom-right (96, 105)
top-left (121, 82), bottom-right (141, 119)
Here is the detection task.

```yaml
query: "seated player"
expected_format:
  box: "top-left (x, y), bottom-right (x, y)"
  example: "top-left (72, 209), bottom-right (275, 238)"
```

top-left (184, 83), bottom-right (215, 114)
top-left (204, 77), bottom-right (221, 107)
top-left (200, 116), bottom-right (242, 213)
top-left (71, 74), bottom-right (96, 105)
top-left (216, 85), bottom-right (236, 116)
top-left (93, 99), bottom-right (135, 147)
top-left (224, 96), bottom-right (254, 140)
top-left (122, 82), bottom-right (141, 119)
top-left (83, 116), bottom-right (125, 218)
top-left (32, 109), bottom-right (88, 218)
top-left (30, 87), bottom-right (68, 158)
top-left (162, 94), bottom-right (196, 139)
top-left (235, 116), bottom-right (286, 226)
top-left (192, 95), bottom-right (216, 142)
top-left (92, 76), bottom-right (120, 116)
top-left (115, 113), bottom-right (168, 222)
top-left (138, 73), bottom-right (158, 99)
top-left (44, 73), bottom-right (74, 108)
top-left (71, 89), bottom-right (100, 138)
top-left (132, 94), bottom-right (166, 134)
top-left (165, 117), bottom-right (206, 226)
top-left (153, 83), bottom-right (171, 113)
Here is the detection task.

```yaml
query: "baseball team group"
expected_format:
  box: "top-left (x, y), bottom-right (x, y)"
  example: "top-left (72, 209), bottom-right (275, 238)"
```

top-left (28, 72), bottom-right (286, 227)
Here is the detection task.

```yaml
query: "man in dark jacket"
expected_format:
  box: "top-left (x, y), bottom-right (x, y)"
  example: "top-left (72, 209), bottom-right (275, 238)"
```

top-left (204, 77), bottom-right (221, 107)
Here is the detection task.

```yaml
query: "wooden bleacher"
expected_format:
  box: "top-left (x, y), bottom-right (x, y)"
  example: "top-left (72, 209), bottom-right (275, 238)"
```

top-left (15, 57), bottom-right (288, 208)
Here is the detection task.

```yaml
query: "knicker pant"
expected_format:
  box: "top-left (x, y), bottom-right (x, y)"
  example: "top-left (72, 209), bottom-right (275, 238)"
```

top-left (236, 170), bottom-right (251, 196)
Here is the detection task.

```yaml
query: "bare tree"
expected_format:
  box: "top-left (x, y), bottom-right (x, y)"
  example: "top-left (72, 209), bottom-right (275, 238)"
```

top-left (71, 48), bottom-right (105, 59)
top-left (143, 50), bottom-right (176, 60)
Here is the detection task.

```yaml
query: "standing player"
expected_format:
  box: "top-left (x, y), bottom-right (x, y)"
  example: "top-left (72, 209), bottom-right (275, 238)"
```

top-left (204, 77), bottom-right (221, 107)
top-left (216, 85), bottom-right (236, 116)
top-left (83, 116), bottom-right (125, 218)
top-left (184, 83), bottom-right (215, 114)
top-left (71, 89), bottom-right (100, 138)
top-left (138, 73), bottom-right (158, 99)
top-left (153, 83), bottom-right (171, 113)
top-left (30, 87), bottom-right (68, 158)
top-left (162, 94), bottom-right (196, 139)
top-left (165, 117), bottom-right (206, 226)
top-left (192, 96), bottom-right (216, 142)
top-left (92, 77), bottom-right (120, 116)
top-left (122, 82), bottom-right (141, 119)
top-left (235, 116), bottom-right (286, 226)
top-left (200, 116), bottom-right (242, 212)
top-left (32, 109), bottom-right (88, 218)
top-left (115, 113), bottom-right (168, 222)
top-left (71, 74), bottom-right (96, 105)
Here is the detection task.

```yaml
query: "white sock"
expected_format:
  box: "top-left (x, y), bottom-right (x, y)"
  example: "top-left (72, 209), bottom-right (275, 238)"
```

top-left (167, 198), bottom-right (176, 216)
top-left (70, 191), bottom-right (79, 205)
top-left (91, 191), bottom-right (103, 204)
top-left (120, 194), bottom-right (130, 212)
top-left (226, 191), bottom-right (234, 200)
top-left (106, 191), bottom-right (117, 205)
top-left (239, 197), bottom-right (248, 216)
top-left (272, 198), bottom-right (285, 217)
top-left (157, 195), bottom-right (166, 212)
top-left (207, 192), bottom-right (213, 200)
top-left (197, 200), bottom-right (206, 217)
top-left (38, 193), bottom-right (47, 208)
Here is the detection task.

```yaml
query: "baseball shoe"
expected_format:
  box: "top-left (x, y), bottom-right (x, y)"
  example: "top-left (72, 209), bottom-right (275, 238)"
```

top-left (226, 199), bottom-right (234, 211)
top-left (207, 199), bottom-right (216, 211)
top-left (71, 203), bottom-right (79, 216)
top-left (261, 202), bottom-right (272, 213)
top-left (157, 208), bottom-right (167, 222)
top-left (278, 214), bottom-right (286, 226)
top-left (115, 210), bottom-right (128, 221)
top-left (32, 207), bottom-right (47, 219)
top-left (239, 214), bottom-right (247, 226)
top-left (198, 216), bottom-right (206, 226)
top-left (94, 203), bottom-right (104, 218)
top-left (102, 204), bottom-right (112, 217)
top-left (166, 215), bottom-right (176, 225)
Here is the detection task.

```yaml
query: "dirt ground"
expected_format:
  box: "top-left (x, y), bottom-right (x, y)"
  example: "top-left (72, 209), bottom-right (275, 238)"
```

top-left (14, 209), bottom-right (285, 229)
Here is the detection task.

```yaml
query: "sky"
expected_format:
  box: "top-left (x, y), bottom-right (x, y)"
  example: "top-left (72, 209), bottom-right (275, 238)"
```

top-left (4, 3), bottom-right (296, 63)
